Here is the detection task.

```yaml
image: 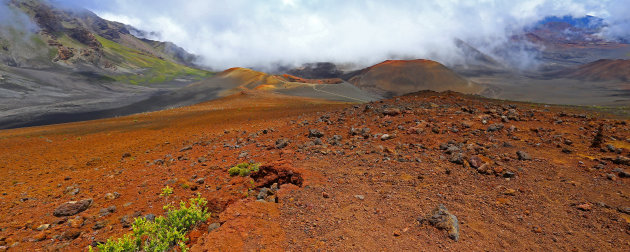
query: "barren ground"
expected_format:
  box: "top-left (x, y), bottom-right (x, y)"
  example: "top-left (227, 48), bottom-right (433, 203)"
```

top-left (0, 90), bottom-right (629, 251)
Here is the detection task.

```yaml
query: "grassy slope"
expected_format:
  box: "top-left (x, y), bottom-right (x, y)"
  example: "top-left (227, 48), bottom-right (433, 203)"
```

top-left (95, 35), bottom-right (213, 85)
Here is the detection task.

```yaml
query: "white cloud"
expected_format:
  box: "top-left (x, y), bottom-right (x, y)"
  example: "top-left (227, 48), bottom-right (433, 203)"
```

top-left (77, 0), bottom-right (629, 70)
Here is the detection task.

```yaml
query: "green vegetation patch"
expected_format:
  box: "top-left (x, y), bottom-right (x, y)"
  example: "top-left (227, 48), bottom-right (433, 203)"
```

top-left (92, 194), bottom-right (210, 252)
top-left (95, 35), bottom-right (213, 85)
top-left (228, 162), bottom-right (261, 176)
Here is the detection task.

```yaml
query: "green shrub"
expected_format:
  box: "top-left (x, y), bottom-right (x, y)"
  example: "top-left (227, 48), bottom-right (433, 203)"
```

top-left (228, 162), bottom-right (261, 176)
top-left (91, 194), bottom-right (210, 252)
top-left (160, 186), bottom-right (173, 197)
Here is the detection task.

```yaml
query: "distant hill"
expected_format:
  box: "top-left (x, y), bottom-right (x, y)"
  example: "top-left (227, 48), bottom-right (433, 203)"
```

top-left (345, 59), bottom-right (484, 98)
top-left (557, 59), bottom-right (630, 82)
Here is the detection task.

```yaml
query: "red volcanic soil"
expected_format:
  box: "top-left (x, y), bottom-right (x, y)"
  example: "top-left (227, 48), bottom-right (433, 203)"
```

top-left (560, 59), bottom-right (630, 82)
top-left (1, 90), bottom-right (630, 251)
top-left (348, 59), bottom-right (484, 98)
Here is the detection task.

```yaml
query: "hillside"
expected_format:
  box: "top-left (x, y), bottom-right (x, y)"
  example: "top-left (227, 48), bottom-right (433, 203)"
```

top-left (0, 0), bottom-right (211, 84)
top-left (346, 59), bottom-right (485, 98)
top-left (0, 91), bottom-right (628, 251)
top-left (558, 59), bottom-right (630, 82)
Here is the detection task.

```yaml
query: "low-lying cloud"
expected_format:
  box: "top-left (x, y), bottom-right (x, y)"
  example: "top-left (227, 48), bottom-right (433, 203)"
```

top-left (57, 0), bottom-right (629, 70)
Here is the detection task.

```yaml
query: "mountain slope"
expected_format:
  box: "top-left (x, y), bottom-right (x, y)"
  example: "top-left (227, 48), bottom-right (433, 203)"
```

top-left (1, 0), bottom-right (211, 84)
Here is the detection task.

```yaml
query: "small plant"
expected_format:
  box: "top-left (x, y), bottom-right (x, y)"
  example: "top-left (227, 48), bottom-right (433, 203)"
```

top-left (160, 186), bottom-right (173, 197)
top-left (92, 194), bottom-right (209, 252)
top-left (228, 162), bottom-right (261, 177)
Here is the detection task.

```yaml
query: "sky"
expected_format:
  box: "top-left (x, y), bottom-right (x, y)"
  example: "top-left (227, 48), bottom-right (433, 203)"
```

top-left (51, 0), bottom-right (630, 70)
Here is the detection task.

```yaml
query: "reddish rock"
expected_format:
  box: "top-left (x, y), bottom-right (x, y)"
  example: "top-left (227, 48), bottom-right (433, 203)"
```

top-left (53, 199), bottom-right (92, 217)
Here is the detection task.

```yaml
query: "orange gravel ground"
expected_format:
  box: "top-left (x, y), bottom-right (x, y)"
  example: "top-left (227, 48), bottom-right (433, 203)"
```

top-left (0, 90), bottom-right (629, 251)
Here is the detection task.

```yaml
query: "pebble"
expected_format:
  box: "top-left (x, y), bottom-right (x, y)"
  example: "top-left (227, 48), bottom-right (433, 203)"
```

top-left (606, 173), bottom-right (617, 181)
top-left (380, 134), bottom-right (395, 141)
top-left (99, 206), bottom-right (116, 217)
top-left (208, 222), bottom-right (221, 233)
top-left (322, 192), bottom-right (330, 198)
top-left (516, 151), bottom-right (531, 161)
top-left (36, 224), bottom-right (50, 231)
top-left (275, 138), bottom-right (290, 149)
top-left (61, 229), bottom-right (81, 240)
top-left (504, 189), bottom-right (516, 196)
top-left (382, 108), bottom-right (401, 116)
top-left (576, 203), bottom-right (592, 211)
top-left (93, 221), bottom-right (107, 230)
top-left (308, 129), bottom-right (324, 138)
top-left (104, 192), bottom-right (120, 200)
top-left (354, 195), bottom-right (365, 200)
top-left (68, 216), bottom-right (84, 228)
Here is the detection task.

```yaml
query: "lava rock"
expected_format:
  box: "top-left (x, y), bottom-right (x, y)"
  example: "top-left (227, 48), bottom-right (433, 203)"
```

top-left (418, 204), bottom-right (460, 241)
top-left (308, 129), bottom-right (324, 138)
top-left (382, 108), bottom-right (401, 116)
top-left (99, 206), bottom-right (116, 217)
top-left (468, 156), bottom-right (482, 169)
top-left (487, 123), bottom-right (504, 132)
top-left (53, 199), bottom-right (92, 217)
top-left (275, 138), bottom-right (290, 149)
top-left (449, 153), bottom-right (465, 164)
top-left (613, 156), bottom-right (630, 166)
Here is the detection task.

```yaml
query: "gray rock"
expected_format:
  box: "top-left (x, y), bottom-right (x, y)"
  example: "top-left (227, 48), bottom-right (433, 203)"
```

top-left (64, 185), bottom-right (80, 196)
top-left (53, 199), bottom-right (92, 217)
top-left (308, 129), bottom-right (324, 138)
top-left (445, 146), bottom-right (460, 154)
top-left (120, 215), bottom-right (131, 228)
top-left (257, 188), bottom-right (273, 200)
top-left (354, 195), bottom-right (365, 200)
top-left (208, 222), bottom-right (221, 233)
top-left (487, 123), bottom-right (504, 132)
top-left (93, 221), bottom-right (107, 230)
top-left (418, 204), bottom-right (460, 241)
top-left (449, 153), bottom-right (465, 164)
top-left (381, 134), bottom-right (395, 141)
top-left (180, 145), bottom-right (193, 152)
top-left (503, 171), bottom-right (516, 178)
top-left (275, 138), bottom-right (290, 149)
top-left (145, 214), bottom-right (156, 222)
top-left (613, 156), bottom-right (630, 166)
top-left (99, 206), bottom-right (116, 217)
